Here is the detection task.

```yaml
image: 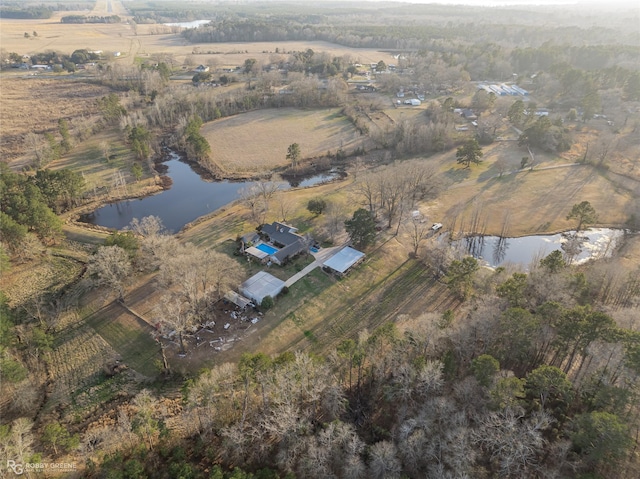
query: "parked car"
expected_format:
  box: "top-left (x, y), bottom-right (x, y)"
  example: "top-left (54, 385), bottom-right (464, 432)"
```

top-left (431, 223), bottom-right (443, 231)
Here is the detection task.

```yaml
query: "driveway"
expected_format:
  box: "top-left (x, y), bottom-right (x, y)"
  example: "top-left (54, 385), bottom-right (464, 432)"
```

top-left (284, 243), bottom-right (349, 287)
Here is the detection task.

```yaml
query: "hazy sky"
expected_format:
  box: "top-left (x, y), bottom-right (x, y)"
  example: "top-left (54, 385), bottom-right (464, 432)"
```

top-left (340, 0), bottom-right (637, 6)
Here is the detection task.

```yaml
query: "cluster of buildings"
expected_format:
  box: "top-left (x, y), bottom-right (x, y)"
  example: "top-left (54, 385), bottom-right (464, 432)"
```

top-left (225, 221), bottom-right (365, 308)
top-left (478, 83), bottom-right (529, 96)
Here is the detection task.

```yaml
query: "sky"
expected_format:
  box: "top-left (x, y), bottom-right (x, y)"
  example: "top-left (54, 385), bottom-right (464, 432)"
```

top-left (327, 0), bottom-right (637, 6)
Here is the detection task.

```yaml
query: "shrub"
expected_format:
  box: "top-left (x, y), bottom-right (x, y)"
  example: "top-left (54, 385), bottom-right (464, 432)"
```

top-left (307, 198), bottom-right (327, 215)
top-left (261, 295), bottom-right (274, 310)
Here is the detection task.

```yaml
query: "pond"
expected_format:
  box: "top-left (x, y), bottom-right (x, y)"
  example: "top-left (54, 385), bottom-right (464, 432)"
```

top-left (79, 152), bottom-right (343, 233)
top-left (452, 228), bottom-right (626, 269)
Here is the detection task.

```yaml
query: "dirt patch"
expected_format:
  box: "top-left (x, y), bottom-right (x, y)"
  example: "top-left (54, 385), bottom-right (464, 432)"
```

top-left (162, 299), bottom-right (265, 373)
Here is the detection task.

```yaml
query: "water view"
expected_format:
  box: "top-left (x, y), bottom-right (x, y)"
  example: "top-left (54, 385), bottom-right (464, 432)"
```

top-left (80, 153), bottom-right (343, 233)
top-left (453, 228), bottom-right (626, 269)
top-left (80, 157), bottom-right (255, 233)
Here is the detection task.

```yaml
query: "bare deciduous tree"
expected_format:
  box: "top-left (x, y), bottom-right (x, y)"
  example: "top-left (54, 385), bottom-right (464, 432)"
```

top-left (404, 213), bottom-right (432, 257)
top-left (86, 245), bottom-right (132, 301)
top-left (368, 440), bottom-right (402, 479)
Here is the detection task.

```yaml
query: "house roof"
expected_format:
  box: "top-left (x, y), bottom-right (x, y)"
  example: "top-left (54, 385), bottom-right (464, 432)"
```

top-left (242, 232), bottom-right (260, 244)
top-left (273, 241), bottom-right (305, 262)
top-left (240, 271), bottom-right (285, 304)
top-left (323, 247), bottom-right (365, 274)
top-left (261, 222), bottom-right (301, 247)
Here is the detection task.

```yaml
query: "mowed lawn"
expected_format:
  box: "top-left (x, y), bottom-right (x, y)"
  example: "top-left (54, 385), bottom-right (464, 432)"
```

top-left (200, 108), bottom-right (362, 174)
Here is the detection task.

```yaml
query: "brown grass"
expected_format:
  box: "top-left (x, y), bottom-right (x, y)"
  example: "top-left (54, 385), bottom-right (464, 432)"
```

top-left (200, 108), bottom-right (362, 174)
top-left (0, 78), bottom-right (112, 163)
top-left (49, 128), bottom-right (156, 193)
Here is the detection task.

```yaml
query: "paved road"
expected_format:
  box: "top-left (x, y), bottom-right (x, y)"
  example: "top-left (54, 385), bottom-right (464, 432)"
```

top-left (284, 243), bottom-right (350, 287)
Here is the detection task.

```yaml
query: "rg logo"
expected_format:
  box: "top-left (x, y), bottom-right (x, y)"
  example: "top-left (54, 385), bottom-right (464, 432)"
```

top-left (6, 460), bottom-right (24, 475)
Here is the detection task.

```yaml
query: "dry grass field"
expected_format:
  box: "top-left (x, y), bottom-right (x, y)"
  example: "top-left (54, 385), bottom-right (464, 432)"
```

top-left (0, 78), bottom-right (112, 163)
top-left (0, 9), bottom-right (398, 67)
top-left (200, 108), bottom-right (363, 174)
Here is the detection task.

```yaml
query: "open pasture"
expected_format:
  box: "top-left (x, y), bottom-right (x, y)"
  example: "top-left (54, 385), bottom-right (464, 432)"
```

top-left (0, 78), bottom-right (112, 163)
top-left (200, 107), bottom-right (363, 174)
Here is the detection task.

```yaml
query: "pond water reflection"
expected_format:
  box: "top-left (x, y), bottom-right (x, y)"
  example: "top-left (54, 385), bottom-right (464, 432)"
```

top-left (452, 228), bottom-right (626, 269)
top-left (79, 152), bottom-right (343, 233)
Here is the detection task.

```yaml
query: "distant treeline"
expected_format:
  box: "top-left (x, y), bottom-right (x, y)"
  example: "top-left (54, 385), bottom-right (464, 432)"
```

top-left (181, 17), bottom-right (635, 50)
top-left (0, 7), bottom-right (53, 19)
top-left (61, 15), bottom-right (121, 24)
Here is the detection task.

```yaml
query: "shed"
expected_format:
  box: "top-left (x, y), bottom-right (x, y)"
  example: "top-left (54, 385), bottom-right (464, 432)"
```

top-left (240, 271), bottom-right (285, 305)
top-left (323, 247), bottom-right (365, 276)
top-left (224, 291), bottom-right (254, 309)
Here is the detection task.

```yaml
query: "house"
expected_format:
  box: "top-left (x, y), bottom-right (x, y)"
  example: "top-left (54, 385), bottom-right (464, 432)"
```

top-left (195, 64), bottom-right (209, 73)
top-left (323, 247), bottom-right (365, 277)
top-left (242, 222), bottom-right (309, 266)
top-left (461, 109), bottom-right (477, 121)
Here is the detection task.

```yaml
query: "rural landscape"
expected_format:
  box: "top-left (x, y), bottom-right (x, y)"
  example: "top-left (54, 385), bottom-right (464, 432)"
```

top-left (1, 0), bottom-right (640, 477)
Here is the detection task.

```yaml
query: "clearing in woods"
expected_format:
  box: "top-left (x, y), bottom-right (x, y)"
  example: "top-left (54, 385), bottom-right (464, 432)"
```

top-left (200, 108), bottom-right (363, 175)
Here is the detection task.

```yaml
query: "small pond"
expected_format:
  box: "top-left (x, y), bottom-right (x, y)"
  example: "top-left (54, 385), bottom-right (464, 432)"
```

top-left (452, 228), bottom-right (626, 269)
top-left (79, 152), bottom-right (343, 233)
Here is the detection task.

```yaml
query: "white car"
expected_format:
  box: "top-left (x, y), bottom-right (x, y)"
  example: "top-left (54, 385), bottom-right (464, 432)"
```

top-left (431, 223), bottom-right (443, 231)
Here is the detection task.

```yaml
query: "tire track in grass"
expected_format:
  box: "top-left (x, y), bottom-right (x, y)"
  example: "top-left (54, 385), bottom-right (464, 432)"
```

top-left (308, 260), bottom-right (435, 352)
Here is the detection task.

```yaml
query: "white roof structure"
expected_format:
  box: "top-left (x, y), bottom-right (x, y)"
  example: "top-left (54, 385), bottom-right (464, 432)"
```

top-left (323, 247), bottom-right (365, 274)
top-left (246, 246), bottom-right (269, 260)
top-left (240, 271), bottom-right (285, 305)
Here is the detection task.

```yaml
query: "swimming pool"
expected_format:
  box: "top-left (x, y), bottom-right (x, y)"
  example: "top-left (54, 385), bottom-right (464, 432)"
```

top-left (256, 243), bottom-right (278, 255)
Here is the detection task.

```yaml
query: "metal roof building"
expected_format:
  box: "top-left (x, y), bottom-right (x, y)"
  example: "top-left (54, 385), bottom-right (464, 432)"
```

top-left (239, 271), bottom-right (286, 305)
top-left (323, 247), bottom-right (365, 275)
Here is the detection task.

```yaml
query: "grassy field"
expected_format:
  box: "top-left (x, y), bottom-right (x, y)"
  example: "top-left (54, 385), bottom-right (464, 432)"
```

top-left (200, 108), bottom-right (362, 174)
top-left (0, 78), bottom-right (113, 163)
top-left (83, 300), bottom-right (161, 378)
top-left (50, 128), bottom-right (157, 196)
top-left (0, 256), bottom-right (83, 308)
